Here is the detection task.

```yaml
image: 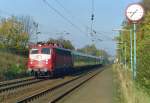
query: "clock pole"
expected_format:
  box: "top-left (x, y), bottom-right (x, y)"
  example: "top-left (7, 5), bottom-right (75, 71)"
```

top-left (133, 23), bottom-right (136, 80)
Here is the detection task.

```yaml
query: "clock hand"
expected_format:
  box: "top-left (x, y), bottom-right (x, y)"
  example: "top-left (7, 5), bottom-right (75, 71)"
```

top-left (130, 9), bottom-right (138, 18)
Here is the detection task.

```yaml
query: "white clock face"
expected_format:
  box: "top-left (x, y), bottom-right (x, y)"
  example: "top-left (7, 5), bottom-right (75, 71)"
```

top-left (126, 4), bottom-right (144, 22)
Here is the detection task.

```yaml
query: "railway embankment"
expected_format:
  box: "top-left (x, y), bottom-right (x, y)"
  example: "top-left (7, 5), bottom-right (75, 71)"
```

top-left (113, 64), bottom-right (150, 103)
top-left (0, 51), bottom-right (27, 81)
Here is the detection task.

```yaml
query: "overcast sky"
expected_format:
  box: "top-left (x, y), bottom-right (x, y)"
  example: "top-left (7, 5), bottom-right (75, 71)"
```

top-left (0, 0), bottom-right (140, 56)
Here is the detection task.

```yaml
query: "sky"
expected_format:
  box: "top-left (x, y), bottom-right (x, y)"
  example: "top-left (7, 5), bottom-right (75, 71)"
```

top-left (0, 0), bottom-right (140, 56)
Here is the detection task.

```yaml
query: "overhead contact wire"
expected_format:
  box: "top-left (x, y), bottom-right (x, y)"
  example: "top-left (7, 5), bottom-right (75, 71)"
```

top-left (42, 0), bottom-right (85, 34)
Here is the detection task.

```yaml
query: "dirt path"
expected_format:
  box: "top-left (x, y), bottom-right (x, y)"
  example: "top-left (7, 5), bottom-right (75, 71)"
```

top-left (59, 66), bottom-right (113, 103)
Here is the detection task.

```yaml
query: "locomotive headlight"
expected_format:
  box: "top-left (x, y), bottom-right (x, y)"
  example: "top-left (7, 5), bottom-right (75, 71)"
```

top-left (46, 59), bottom-right (48, 64)
top-left (47, 55), bottom-right (51, 59)
top-left (30, 59), bottom-right (33, 64)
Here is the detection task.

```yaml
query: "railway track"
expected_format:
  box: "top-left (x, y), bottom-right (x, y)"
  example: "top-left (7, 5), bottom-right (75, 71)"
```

top-left (0, 77), bottom-right (34, 88)
top-left (0, 77), bottom-right (78, 103)
top-left (16, 68), bottom-right (103, 103)
top-left (0, 77), bottom-right (43, 93)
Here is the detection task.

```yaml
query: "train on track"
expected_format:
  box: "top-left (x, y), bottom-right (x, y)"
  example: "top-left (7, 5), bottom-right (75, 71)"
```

top-left (27, 43), bottom-right (103, 78)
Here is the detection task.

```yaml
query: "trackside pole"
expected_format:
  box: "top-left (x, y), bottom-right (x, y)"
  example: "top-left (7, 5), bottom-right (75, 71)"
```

top-left (133, 23), bottom-right (136, 80)
top-left (130, 29), bottom-right (133, 79)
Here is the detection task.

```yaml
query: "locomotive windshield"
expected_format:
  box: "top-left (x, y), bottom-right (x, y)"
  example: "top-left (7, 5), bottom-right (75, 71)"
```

top-left (30, 48), bottom-right (38, 54)
top-left (41, 48), bottom-right (51, 54)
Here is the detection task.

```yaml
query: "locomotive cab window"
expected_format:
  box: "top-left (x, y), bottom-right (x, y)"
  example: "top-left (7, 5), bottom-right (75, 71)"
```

top-left (30, 49), bottom-right (38, 54)
top-left (41, 48), bottom-right (51, 54)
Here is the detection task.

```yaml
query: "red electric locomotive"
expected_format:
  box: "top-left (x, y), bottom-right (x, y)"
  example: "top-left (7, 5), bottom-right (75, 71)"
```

top-left (27, 43), bottom-right (72, 77)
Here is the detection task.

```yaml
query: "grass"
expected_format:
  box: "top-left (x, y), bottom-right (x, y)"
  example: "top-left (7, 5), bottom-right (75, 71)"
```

top-left (0, 51), bottom-right (27, 81)
top-left (113, 64), bottom-right (150, 103)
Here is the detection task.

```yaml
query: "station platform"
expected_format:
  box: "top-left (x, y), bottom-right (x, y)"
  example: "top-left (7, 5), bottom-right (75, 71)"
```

top-left (59, 66), bottom-right (113, 103)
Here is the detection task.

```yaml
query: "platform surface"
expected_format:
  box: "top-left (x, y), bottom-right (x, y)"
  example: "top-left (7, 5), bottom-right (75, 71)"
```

top-left (59, 66), bottom-right (113, 103)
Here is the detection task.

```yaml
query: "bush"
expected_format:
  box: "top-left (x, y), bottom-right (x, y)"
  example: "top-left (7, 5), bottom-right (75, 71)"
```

top-left (0, 50), bottom-right (28, 81)
top-left (4, 64), bottom-right (26, 80)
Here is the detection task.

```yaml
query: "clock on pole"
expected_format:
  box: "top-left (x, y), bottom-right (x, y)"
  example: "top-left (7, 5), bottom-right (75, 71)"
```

top-left (126, 4), bottom-right (144, 22)
top-left (125, 3), bottom-right (144, 80)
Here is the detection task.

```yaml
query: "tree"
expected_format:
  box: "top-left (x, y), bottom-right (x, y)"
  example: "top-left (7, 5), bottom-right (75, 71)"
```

top-left (77, 44), bottom-right (108, 56)
top-left (141, 0), bottom-right (150, 12)
top-left (77, 44), bottom-right (110, 64)
top-left (0, 16), bottom-right (38, 49)
top-left (47, 38), bottom-right (75, 50)
top-left (17, 16), bottom-right (38, 42)
top-left (77, 44), bottom-right (98, 56)
top-left (0, 16), bottom-right (29, 48)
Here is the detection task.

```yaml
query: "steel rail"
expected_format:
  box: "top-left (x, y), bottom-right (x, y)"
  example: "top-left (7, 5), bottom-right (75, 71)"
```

top-left (0, 79), bottom-right (44, 93)
top-left (0, 77), bottom-right (34, 88)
